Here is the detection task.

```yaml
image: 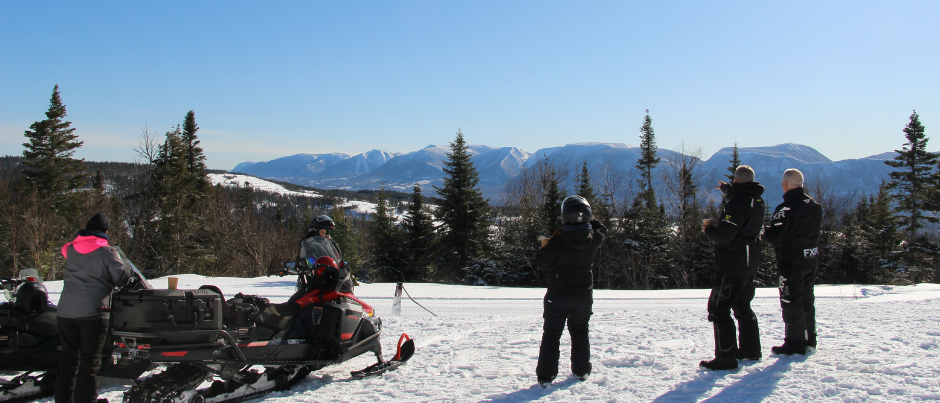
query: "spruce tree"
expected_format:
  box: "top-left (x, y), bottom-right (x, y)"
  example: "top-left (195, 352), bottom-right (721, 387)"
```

top-left (21, 85), bottom-right (89, 207)
top-left (181, 110), bottom-right (208, 191)
top-left (369, 188), bottom-right (407, 281)
top-left (538, 160), bottom-right (564, 236)
top-left (576, 161), bottom-right (596, 204)
top-left (433, 130), bottom-right (492, 282)
top-left (725, 143), bottom-right (741, 183)
top-left (636, 109), bottom-right (661, 208)
top-left (402, 184), bottom-right (434, 280)
top-left (866, 181), bottom-right (902, 282)
top-left (885, 111), bottom-right (936, 275)
top-left (885, 110), bottom-right (937, 242)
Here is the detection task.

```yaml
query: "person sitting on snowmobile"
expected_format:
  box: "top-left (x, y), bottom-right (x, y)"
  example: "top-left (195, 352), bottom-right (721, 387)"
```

top-left (534, 195), bottom-right (607, 387)
top-left (56, 213), bottom-right (132, 403)
top-left (298, 215), bottom-right (353, 293)
top-left (299, 215), bottom-right (342, 262)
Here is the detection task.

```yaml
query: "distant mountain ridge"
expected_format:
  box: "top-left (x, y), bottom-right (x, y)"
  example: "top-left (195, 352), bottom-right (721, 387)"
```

top-left (232, 142), bottom-right (900, 203)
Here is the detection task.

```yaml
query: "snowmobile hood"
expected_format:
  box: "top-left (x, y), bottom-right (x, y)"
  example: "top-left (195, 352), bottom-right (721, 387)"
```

top-left (561, 229), bottom-right (594, 250)
top-left (61, 234), bottom-right (109, 257)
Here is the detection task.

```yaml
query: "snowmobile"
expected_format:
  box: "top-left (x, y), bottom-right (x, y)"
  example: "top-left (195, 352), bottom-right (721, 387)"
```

top-left (0, 261), bottom-right (154, 403)
top-left (111, 256), bottom-right (415, 403)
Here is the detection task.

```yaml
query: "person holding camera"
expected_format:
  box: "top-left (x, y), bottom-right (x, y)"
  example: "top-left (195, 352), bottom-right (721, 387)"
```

top-left (700, 165), bottom-right (766, 371)
top-left (534, 195), bottom-right (607, 387)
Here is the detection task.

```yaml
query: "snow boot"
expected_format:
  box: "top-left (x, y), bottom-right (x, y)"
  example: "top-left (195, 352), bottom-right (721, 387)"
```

top-left (699, 357), bottom-right (738, 370)
top-left (807, 333), bottom-right (817, 349)
top-left (537, 376), bottom-right (554, 388)
top-left (771, 340), bottom-right (806, 356)
top-left (574, 363), bottom-right (592, 381)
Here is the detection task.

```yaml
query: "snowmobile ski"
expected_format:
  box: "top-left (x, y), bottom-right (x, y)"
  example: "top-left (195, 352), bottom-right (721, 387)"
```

top-left (124, 363), bottom-right (311, 403)
top-left (0, 372), bottom-right (55, 403)
top-left (350, 333), bottom-right (415, 379)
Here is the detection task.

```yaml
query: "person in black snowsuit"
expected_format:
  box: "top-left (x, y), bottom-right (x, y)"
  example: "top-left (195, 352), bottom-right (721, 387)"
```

top-left (764, 168), bottom-right (822, 356)
top-left (535, 195), bottom-right (607, 387)
top-left (298, 215), bottom-right (353, 293)
top-left (299, 215), bottom-right (342, 262)
top-left (56, 213), bottom-right (132, 403)
top-left (700, 165), bottom-right (766, 371)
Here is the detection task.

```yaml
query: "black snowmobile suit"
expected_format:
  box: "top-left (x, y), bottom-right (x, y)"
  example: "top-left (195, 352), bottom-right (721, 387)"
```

top-left (534, 221), bottom-right (606, 381)
top-left (703, 181), bottom-right (765, 361)
top-left (705, 182), bottom-right (766, 276)
top-left (535, 221), bottom-right (607, 296)
top-left (764, 186), bottom-right (822, 345)
top-left (764, 187), bottom-right (822, 271)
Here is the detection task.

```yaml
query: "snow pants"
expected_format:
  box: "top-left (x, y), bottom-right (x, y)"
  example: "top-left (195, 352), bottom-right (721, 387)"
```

top-left (55, 315), bottom-right (108, 403)
top-left (536, 290), bottom-right (593, 379)
top-left (778, 267), bottom-right (817, 343)
top-left (707, 273), bottom-right (760, 358)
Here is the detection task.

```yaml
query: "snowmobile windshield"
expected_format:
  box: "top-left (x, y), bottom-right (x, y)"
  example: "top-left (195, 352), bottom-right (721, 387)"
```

top-left (114, 246), bottom-right (153, 290)
top-left (17, 268), bottom-right (42, 284)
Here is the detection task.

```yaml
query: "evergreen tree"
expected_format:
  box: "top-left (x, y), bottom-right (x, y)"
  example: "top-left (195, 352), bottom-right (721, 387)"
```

top-left (726, 143), bottom-right (741, 183)
top-left (866, 181), bottom-right (902, 282)
top-left (576, 161), bottom-right (596, 204)
top-left (21, 85), bottom-right (89, 211)
top-left (885, 111), bottom-right (936, 274)
top-left (722, 143), bottom-right (741, 205)
top-left (885, 110), bottom-right (937, 242)
top-left (433, 130), bottom-right (492, 282)
top-left (369, 188), bottom-right (408, 281)
top-left (668, 158), bottom-right (711, 288)
top-left (625, 110), bottom-right (670, 289)
top-left (402, 184), bottom-right (434, 280)
top-left (331, 210), bottom-right (364, 276)
top-left (181, 110), bottom-right (208, 191)
top-left (139, 111), bottom-right (212, 275)
top-left (537, 160), bottom-right (564, 236)
top-left (636, 109), bottom-right (661, 208)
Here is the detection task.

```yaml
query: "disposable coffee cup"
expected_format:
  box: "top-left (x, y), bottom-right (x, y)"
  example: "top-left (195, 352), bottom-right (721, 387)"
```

top-left (703, 219), bottom-right (713, 227)
top-left (168, 277), bottom-right (179, 290)
top-left (537, 235), bottom-right (549, 247)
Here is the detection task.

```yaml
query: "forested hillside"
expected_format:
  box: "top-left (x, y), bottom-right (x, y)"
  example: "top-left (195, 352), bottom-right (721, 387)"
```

top-left (2, 87), bottom-right (936, 289)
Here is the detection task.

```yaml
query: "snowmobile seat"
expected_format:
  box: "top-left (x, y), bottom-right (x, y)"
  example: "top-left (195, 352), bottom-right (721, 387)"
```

top-left (251, 302), bottom-right (299, 331)
top-left (198, 285), bottom-right (237, 327)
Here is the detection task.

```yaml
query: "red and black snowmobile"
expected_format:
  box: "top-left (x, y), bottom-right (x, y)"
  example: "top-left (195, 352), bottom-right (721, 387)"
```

top-left (111, 256), bottom-right (415, 403)
top-left (0, 264), bottom-right (153, 403)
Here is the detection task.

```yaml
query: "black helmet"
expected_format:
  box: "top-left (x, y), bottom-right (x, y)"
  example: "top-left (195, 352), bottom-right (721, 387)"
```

top-left (561, 195), bottom-right (592, 225)
top-left (309, 215), bottom-right (335, 233)
top-left (14, 281), bottom-right (48, 313)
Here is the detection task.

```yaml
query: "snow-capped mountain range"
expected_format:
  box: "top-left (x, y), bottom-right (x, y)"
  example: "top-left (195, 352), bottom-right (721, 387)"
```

top-left (233, 143), bottom-right (901, 203)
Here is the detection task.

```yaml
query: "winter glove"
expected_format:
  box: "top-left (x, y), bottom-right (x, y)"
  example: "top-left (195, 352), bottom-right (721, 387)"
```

top-left (718, 181), bottom-right (732, 196)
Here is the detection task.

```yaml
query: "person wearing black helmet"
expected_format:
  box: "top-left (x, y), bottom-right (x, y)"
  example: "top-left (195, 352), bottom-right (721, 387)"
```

top-left (299, 215), bottom-right (342, 262)
top-left (56, 213), bottom-right (132, 403)
top-left (534, 195), bottom-right (607, 387)
top-left (699, 165), bottom-right (766, 371)
top-left (298, 215), bottom-right (353, 293)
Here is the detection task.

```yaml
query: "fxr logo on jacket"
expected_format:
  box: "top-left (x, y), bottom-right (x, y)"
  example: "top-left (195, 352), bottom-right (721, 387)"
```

top-left (803, 247), bottom-right (818, 258)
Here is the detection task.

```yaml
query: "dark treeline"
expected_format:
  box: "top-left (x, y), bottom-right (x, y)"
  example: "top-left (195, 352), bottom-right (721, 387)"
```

top-left (2, 86), bottom-right (937, 288)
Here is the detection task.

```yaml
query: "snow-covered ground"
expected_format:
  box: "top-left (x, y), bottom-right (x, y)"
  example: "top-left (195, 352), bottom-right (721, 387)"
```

top-left (40, 277), bottom-right (940, 402)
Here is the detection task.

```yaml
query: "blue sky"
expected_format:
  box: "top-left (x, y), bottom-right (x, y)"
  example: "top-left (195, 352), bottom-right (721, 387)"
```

top-left (2, 1), bottom-right (938, 170)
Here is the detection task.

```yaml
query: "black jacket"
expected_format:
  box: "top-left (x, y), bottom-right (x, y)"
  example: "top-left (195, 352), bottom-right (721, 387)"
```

top-left (535, 220), bottom-right (607, 296)
top-left (764, 187), bottom-right (822, 272)
top-left (705, 181), bottom-right (765, 276)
